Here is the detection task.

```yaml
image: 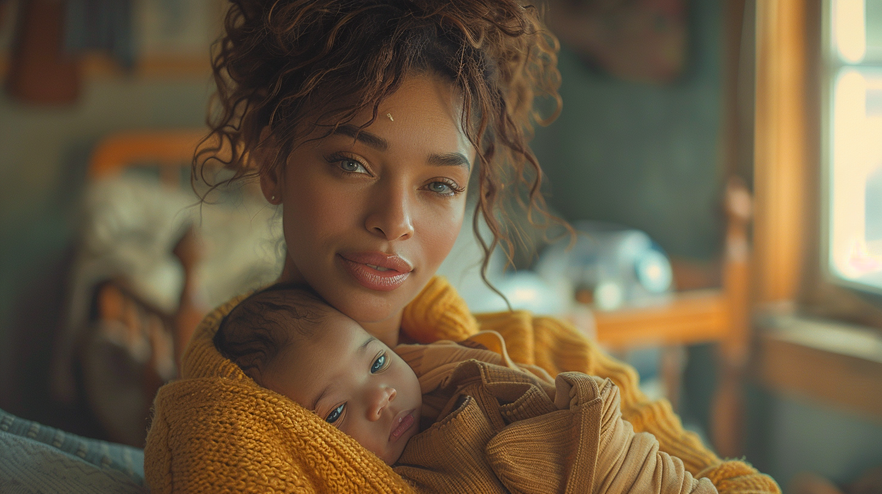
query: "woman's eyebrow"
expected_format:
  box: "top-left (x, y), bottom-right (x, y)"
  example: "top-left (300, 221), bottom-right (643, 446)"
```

top-left (428, 152), bottom-right (471, 171)
top-left (333, 125), bottom-right (388, 151)
top-left (333, 125), bottom-right (470, 170)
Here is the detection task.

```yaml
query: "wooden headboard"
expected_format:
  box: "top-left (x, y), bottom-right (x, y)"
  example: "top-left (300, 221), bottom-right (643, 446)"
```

top-left (87, 130), bottom-right (206, 179)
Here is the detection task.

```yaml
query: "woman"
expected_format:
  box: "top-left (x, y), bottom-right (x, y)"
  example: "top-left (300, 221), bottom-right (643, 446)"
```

top-left (144, 1), bottom-right (780, 492)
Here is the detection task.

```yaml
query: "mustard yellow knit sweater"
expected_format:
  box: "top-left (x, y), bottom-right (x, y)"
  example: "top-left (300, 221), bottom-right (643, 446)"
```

top-left (144, 276), bottom-right (780, 493)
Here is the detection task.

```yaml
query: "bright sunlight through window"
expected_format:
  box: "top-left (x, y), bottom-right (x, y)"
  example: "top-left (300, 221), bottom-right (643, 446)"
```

top-left (828, 0), bottom-right (882, 294)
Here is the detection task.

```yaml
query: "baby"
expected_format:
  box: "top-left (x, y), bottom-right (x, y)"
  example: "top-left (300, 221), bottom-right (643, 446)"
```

top-left (215, 284), bottom-right (716, 493)
top-left (213, 283), bottom-right (421, 465)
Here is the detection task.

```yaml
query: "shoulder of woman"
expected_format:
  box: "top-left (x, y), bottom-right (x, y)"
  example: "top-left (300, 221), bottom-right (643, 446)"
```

top-left (473, 310), bottom-right (593, 367)
top-left (401, 276), bottom-right (479, 343)
top-left (180, 290), bottom-right (255, 380)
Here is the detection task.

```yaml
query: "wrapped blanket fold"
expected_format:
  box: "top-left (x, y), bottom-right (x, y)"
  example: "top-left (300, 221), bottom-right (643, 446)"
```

top-left (145, 276), bottom-right (780, 493)
top-left (394, 334), bottom-right (716, 493)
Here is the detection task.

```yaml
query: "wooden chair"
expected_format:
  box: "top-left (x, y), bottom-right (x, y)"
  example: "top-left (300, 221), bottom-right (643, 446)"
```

top-left (582, 176), bottom-right (752, 458)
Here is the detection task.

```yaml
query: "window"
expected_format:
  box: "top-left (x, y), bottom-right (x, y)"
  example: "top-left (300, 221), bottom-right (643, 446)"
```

top-left (826, 0), bottom-right (882, 296)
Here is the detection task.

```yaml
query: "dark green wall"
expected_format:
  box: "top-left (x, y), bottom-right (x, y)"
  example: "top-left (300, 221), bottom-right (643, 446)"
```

top-left (531, 0), bottom-right (724, 260)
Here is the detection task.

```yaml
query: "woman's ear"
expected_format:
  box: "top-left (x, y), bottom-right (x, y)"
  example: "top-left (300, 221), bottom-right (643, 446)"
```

top-left (259, 166), bottom-right (283, 205)
top-left (257, 127), bottom-right (283, 205)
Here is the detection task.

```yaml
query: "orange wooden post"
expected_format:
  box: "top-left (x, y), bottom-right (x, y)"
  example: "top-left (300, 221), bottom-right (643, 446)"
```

top-left (88, 130), bottom-right (206, 178)
top-left (712, 177), bottom-right (753, 458)
top-left (752, 0), bottom-right (809, 306)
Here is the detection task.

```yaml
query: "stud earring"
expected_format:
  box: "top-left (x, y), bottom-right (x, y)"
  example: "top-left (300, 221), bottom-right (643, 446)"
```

top-left (270, 195), bottom-right (277, 202)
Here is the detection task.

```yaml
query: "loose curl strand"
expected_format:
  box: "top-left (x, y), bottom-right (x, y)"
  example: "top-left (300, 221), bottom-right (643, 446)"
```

top-left (196, 0), bottom-right (569, 302)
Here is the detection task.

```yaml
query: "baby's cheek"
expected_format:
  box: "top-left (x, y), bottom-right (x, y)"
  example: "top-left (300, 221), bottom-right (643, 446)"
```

top-left (346, 425), bottom-right (385, 462)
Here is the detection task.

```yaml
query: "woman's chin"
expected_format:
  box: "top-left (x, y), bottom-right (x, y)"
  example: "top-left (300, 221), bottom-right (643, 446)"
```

top-left (330, 291), bottom-right (407, 325)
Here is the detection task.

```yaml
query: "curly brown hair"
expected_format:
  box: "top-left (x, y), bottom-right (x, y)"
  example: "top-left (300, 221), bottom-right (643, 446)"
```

top-left (197, 0), bottom-right (565, 290)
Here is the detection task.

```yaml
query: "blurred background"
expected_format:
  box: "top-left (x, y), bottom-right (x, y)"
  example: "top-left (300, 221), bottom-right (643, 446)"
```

top-left (1, 0), bottom-right (881, 492)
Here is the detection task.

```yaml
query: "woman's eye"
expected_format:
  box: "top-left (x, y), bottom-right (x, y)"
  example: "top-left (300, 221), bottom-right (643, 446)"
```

top-left (371, 353), bottom-right (387, 373)
top-left (324, 153), bottom-right (369, 175)
top-left (338, 158), bottom-right (368, 174)
top-left (426, 180), bottom-right (463, 196)
top-left (326, 404), bottom-right (345, 424)
top-left (428, 182), bottom-right (451, 194)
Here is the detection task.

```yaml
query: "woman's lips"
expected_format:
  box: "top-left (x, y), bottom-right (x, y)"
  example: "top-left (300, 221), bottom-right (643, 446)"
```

top-left (337, 252), bottom-right (412, 292)
top-left (390, 410), bottom-right (416, 443)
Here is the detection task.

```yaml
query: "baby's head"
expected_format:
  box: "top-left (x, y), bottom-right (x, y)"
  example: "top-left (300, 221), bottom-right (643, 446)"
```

top-left (214, 284), bottom-right (421, 465)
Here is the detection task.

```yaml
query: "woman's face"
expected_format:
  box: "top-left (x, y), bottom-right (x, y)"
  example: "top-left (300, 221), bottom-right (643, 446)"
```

top-left (261, 74), bottom-right (473, 337)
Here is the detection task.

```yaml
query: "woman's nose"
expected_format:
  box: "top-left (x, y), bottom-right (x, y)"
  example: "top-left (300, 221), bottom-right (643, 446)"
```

top-left (364, 184), bottom-right (414, 241)
top-left (367, 386), bottom-right (397, 421)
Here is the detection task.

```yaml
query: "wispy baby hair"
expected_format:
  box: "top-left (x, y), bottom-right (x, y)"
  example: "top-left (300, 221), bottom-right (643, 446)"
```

top-left (214, 283), bottom-right (329, 383)
top-left (197, 0), bottom-right (565, 287)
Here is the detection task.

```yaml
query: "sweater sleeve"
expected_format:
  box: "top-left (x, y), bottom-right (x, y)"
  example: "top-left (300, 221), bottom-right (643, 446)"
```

top-left (579, 374), bottom-right (717, 494)
top-left (476, 311), bottom-right (780, 494)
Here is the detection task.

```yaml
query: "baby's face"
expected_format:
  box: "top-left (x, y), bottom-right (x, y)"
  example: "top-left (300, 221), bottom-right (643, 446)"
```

top-left (263, 308), bottom-right (422, 465)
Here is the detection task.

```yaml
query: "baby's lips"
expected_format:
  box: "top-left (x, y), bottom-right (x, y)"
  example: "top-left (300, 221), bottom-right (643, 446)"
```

top-left (390, 409), bottom-right (416, 441)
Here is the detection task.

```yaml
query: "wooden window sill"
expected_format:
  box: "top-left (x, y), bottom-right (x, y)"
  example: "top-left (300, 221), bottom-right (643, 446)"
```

top-left (755, 314), bottom-right (882, 419)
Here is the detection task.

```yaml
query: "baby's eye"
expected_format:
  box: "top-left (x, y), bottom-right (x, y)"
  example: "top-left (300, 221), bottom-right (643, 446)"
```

top-left (371, 353), bottom-right (387, 374)
top-left (326, 404), bottom-right (345, 424)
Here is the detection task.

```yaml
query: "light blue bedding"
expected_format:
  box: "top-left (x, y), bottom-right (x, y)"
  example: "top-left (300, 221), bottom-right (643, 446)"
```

top-left (0, 408), bottom-right (145, 493)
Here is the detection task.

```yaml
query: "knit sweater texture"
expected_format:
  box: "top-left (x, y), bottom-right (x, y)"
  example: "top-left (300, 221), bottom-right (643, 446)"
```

top-left (394, 333), bottom-right (718, 493)
top-left (144, 276), bottom-right (780, 493)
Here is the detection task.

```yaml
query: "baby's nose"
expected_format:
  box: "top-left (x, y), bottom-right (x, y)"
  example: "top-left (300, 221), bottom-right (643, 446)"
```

top-left (368, 386), bottom-right (397, 421)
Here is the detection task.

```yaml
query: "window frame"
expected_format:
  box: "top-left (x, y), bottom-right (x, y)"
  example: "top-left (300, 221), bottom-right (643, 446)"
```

top-left (753, 0), bottom-right (882, 330)
top-left (819, 0), bottom-right (882, 304)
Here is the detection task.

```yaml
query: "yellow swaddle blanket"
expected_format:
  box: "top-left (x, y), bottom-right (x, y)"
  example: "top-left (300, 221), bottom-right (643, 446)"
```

top-left (145, 277), bottom-right (476, 493)
top-left (144, 295), bottom-right (413, 493)
top-left (144, 277), bottom-right (779, 493)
